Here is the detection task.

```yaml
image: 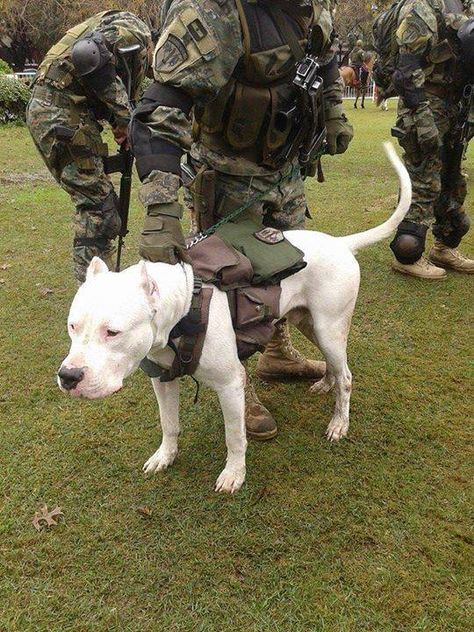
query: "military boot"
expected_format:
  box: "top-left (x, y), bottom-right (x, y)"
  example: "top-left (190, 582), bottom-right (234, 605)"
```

top-left (391, 256), bottom-right (447, 280)
top-left (245, 379), bottom-right (277, 441)
top-left (256, 319), bottom-right (326, 382)
top-left (428, 241), bottom-right (474, 274)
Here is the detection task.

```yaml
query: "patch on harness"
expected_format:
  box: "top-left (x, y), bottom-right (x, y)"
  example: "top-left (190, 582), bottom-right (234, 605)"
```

top-left (254, 227), bottom-right (285, 245)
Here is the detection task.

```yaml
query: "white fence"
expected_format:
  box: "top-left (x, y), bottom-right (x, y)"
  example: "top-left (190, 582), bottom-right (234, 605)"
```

top-left (343, 81), bottom-right (375, 99)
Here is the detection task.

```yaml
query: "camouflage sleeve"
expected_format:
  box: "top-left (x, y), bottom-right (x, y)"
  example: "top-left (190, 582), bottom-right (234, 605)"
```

top-left (145, 0), bottom-right (243, 153)
top-left (131, 0), bottom-right (243, 204)
top-left (314, 1), bottom-right (345, 115)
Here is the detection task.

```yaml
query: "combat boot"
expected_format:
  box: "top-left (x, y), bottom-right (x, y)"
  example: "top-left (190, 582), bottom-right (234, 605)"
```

top-left (428, 241), bottom-right (474, 274)
top-left (256, 319), bottom-right (326, 382)
top-left (245, 379), bottom-right (277, 440)
top-left (391, 256), bottom-right (447, 280)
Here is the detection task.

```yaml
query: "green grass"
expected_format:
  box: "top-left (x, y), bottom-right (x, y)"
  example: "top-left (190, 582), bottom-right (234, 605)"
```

top-left (0, 103), bottom-right (473, 632)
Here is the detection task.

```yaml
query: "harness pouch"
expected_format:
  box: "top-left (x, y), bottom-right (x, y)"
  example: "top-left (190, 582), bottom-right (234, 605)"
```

top-left (233, 285), bottom-right (281, 360)
top-left (187, 233), bottom-right (253, 289)
top-left (215, 219), bottom-right (307, 285)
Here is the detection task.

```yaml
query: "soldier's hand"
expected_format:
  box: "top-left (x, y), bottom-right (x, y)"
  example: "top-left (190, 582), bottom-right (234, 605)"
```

top-left (139, 204), bottom-right (189, 264)
top-left (326, 114), bottom-right (354, 155)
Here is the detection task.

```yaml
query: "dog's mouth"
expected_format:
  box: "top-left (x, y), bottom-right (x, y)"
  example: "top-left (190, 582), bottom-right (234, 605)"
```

top-left (59, 380), bottom-right (123, 400)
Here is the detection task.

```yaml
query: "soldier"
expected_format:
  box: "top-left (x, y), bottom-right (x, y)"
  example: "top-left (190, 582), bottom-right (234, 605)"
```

top-left (130, 0), bottom-right (354, 440)
top-left (27, 11), bottom-right (152, 282)
top-left (389, 0), bottom-right (474, 278)
top-left (350, 39), bottom-right (366, 70)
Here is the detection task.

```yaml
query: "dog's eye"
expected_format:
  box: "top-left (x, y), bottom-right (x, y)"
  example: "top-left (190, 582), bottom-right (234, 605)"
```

top-left (106, 329), bottom-right (120, 338)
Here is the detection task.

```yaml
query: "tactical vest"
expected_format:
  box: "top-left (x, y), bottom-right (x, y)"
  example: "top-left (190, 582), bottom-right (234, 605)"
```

top-left (193, 0), bottom-right (316, 168)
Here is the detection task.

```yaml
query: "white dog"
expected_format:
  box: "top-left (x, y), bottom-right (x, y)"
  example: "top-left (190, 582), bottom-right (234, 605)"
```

top-left (58, 143), bottom-right (410, 494)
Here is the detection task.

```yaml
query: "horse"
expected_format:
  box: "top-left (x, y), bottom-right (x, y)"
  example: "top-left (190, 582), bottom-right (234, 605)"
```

top-left (339, 53), bottom-right (375, 109)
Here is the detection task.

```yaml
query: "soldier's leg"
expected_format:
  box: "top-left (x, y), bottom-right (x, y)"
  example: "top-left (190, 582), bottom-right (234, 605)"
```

top-left (429, 108), bottom-right (473, 273)
top-left (257, 169), bottom-right (326, 383)
top-left (390, 102), bottom-right (446, 279)
top-left (60, 160), bottom-right (120, 283)
top-left (27, 99), bottom-right (118, 282)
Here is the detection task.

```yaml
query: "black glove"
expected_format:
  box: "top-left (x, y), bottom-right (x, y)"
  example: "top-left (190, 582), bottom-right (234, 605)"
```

top-left (392, 53), bottom-right (426, 109)
top-left (139, 202), bottom-right (188, 264)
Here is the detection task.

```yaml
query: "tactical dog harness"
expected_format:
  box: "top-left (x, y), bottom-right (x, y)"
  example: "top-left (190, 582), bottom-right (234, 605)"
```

top-left (140, 277), bottom-right (213, 382)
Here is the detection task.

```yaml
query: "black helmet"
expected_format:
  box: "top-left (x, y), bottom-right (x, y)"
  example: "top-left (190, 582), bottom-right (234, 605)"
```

top-left (458, 18), bottom-right (474, 68)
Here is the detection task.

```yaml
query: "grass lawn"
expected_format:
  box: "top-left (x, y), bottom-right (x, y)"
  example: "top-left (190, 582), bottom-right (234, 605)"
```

top-left (0, 102), bottom-right (473, 631)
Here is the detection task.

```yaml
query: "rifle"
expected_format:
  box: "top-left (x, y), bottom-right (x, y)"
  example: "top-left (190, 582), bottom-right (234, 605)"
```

top-left (103, 43), bottom-right (141, 272)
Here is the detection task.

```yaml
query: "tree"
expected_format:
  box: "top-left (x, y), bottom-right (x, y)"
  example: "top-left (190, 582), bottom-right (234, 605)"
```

top-left (335, 0), bottom-right (393, 45)
top-left (0, 0), bottom-right (163, 69)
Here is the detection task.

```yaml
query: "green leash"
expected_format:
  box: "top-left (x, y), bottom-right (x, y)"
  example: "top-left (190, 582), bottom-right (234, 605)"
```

top-left (186, 150), bottom-right (326, 249)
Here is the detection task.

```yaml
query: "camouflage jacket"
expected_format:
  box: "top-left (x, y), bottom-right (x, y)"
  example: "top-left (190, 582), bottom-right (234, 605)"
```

top-left (141, 0), bottom-right (344, 201)
top-left (350, 46), bottom-right (365, 65)
top-left (36, 11), bottom-right (151, 126)
top-left (396, 0), bottom-right (474, 90)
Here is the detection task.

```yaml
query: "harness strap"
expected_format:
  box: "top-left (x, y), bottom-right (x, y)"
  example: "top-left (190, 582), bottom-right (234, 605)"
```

top-left (267, 4), bottom-right (306, 62)
top-left (140, 277), bottom-right (213, 382)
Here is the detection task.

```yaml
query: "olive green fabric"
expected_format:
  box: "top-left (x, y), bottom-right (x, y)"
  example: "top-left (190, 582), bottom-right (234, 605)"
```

top-left (215, 219), bottom-right (306, 286)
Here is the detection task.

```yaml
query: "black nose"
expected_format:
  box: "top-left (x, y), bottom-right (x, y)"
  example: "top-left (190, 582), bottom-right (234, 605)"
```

top-left (58, 366), bottom-right (85, 391)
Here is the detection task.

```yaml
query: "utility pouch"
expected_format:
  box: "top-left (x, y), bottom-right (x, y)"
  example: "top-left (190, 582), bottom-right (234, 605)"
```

top-left (186, 233), bottom-right (253, 289)
top-left (190, 167), bottom-right (216, 231)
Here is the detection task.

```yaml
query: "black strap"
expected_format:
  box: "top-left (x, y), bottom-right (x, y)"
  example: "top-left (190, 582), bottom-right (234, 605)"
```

top-left (268, 5), bottom-right (305, 61)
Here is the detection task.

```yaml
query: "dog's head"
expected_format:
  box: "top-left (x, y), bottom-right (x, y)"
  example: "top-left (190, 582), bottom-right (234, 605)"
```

top-left (58, 258), bottom-right (159, 399)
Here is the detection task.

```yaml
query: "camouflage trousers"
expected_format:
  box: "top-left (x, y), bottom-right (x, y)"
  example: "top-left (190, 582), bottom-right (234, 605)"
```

top-left (27, 86), bottom-right (117, 282)
top-left (396, 95), bottom-right (469, 245)
top-left (184, 158), bottom-right (308, 233)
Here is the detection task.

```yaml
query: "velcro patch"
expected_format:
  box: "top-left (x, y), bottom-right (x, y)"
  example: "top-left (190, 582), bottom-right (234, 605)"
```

top-left (188, 19), bottom-right (207, 43)
top-left (254, 227), bottom-right (285, 245)
top-left (154, 34), bottom-right (188, 73)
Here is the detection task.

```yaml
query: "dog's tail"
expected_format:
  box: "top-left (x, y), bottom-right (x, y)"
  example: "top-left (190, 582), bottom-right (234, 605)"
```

top-left (341, 142), bottom-right (411, 254)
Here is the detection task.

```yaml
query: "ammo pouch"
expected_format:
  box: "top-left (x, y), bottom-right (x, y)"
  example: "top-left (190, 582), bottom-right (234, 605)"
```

top-left (188, 167), bottom-right (216, 232)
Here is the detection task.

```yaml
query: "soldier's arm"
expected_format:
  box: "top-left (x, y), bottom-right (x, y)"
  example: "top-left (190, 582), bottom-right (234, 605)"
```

top-left (393, 2), bottom-right (437, 109)
top-left (129, 0), bottom-right (243, 263)
top-left (315, 2), bottom-right (353, 155)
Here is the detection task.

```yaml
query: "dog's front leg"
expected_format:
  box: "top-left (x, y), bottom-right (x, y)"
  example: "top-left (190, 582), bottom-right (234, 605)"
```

top-left (214, 375), bottom-right (247, 494)
top-left (143, 379), bottom-right (180, 475)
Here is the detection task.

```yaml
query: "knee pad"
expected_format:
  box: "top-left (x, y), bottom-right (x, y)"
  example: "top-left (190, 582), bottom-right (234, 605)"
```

top-left (74, 192), bottom-right (121, 246)
top-left (390, 221), bottom-right (428, 264)
top-left (433, 210), bottom-right (470, 248)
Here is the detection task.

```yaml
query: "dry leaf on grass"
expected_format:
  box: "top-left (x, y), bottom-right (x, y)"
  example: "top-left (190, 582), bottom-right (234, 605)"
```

top-left (32, 504), bottom-right (64, 531)
top-left (39, 287), bottom-right (54, 296)
top-left (136, 506), bottom-right (153, 519)
top-left (0, 264), bottom-right (11, 270)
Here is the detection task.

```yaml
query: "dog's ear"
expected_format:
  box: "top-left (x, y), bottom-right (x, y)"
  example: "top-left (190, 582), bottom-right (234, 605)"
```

top-left (138, 261), bottom-right (159, 302)
top-left (86, 257), bottom-right (109, 280)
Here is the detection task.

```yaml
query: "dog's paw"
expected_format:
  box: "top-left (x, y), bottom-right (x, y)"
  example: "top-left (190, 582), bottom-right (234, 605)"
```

top-left (310, 375), bottom-right (335, 395)
top-left (215, 467), bottom-right (246, 494)
top-left (325, 416), bottom-right (349, 442)
top-left (143, 446), bottom-right (177, 475)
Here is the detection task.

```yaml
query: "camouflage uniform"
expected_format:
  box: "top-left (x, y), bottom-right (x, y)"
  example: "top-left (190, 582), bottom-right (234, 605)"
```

top-left (390, 0), bottom-right (473, 265)
top-left (131, 0), bottom-right (353, 264)
top-left (27, 11), bottom-right (151, 282)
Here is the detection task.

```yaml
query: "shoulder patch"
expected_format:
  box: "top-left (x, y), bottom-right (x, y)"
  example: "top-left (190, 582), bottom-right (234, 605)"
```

top-left (254, 227), bottom-right (285, 245)
top-left (155, 35), bottom-right (189, 73)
